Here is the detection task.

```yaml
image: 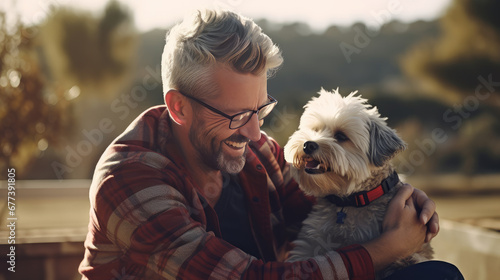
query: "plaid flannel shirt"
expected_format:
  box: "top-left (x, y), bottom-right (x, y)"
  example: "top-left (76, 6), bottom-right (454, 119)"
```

top-left (79, 106), bottom-right (375, 279)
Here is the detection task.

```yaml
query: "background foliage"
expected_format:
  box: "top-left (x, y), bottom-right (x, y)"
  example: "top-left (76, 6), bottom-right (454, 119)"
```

top-left (0, 11), bottom-right (71, 173)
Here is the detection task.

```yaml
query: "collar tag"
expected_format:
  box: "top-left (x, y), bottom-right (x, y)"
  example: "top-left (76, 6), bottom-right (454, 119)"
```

top-left (336, 209), bottom-right (347, 224)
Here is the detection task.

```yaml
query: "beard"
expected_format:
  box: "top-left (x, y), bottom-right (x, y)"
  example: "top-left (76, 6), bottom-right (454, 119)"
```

top-left (189, 118), bottom-right (249, 174)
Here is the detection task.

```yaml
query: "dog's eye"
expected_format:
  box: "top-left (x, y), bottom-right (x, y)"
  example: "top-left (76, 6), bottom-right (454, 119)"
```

top-left (334, 132), bottom-right (349, 142)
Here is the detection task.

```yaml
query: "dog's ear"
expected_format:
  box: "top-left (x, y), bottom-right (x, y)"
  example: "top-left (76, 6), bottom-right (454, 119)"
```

top-left (368, 119), bottom-right (407, 166)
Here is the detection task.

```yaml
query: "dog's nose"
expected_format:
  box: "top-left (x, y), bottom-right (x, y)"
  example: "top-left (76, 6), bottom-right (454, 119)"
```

top-left (303, 141), bottom-right (319, 154)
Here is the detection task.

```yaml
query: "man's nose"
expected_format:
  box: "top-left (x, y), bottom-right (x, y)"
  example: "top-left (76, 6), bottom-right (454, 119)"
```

top-left (238, 114), bottom-right (261, 142)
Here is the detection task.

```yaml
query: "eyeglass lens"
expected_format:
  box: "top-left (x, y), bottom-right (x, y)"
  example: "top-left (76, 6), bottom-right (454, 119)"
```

top-left (229, 102), bottom-right (276, 129)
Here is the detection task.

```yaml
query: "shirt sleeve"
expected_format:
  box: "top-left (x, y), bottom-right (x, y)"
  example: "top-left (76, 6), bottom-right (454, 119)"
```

top-left (338, 245), bottom-right (375, 280)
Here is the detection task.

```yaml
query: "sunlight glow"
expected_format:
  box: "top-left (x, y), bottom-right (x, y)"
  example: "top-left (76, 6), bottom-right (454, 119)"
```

top-left (3, 0), bottom-right (452, 32)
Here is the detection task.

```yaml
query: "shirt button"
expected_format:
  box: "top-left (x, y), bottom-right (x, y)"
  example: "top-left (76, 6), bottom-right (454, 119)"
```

top-left (252, 197), bottom-right (260, 203)
top-left (256, 164), bottom-right (263, 170)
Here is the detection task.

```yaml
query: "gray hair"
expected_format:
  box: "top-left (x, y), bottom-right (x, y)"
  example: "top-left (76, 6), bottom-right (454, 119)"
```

top-left (161, 9), bottom-right (283, 98)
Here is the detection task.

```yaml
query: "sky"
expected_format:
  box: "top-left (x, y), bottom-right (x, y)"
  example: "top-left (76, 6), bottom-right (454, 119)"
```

top-left (2, 0), bottom-right (453, 32)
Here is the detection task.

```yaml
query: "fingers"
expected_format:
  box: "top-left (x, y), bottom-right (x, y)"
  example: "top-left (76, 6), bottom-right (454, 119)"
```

top-left (390, 183), bottom-right (414, 210)
top-left (381, 183), bottom-right (428, 260)
top-left (384, 184), bottom-right (413, 232)
top-left (429, 211), bottom-right (440, 233)
top-left (412, 188), bottom-right (436, 224)
top-left (411, 187), bottom-right (440, 242)
top-left (425, 212), bottom-right (440, 243)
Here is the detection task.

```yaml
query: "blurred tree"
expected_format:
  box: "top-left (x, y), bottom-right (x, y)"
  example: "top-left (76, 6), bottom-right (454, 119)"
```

top-left (0, 11), bottom-right (71, 178)
top-left (1, 0), bottom-right (138, 179)
top-left (402, 0), bottom-right (500, 105)
top-left (40, 0), bottom-right (137, 99)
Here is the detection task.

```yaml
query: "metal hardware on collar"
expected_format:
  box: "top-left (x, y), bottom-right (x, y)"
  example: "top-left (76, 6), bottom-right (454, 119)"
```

top-left (355, 191), bottom-right (370, 206)
top-left (325, 171), bottom-right (399, 208)
top-left (381, 171), bottom-right (398, 193)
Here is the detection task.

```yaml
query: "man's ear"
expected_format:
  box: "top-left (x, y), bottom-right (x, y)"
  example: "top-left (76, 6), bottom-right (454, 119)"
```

top-left (164, 90), bottom-right (190, 125)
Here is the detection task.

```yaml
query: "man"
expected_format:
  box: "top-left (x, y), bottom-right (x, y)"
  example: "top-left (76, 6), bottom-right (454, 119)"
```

top-left (79, 9), bottom-right (460, 279)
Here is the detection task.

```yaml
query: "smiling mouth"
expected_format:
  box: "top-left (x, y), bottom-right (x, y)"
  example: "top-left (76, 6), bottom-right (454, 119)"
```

top-left (224, 140), bottom-right (247, 149)
top-left (300, 156), bottom-right (330, 174)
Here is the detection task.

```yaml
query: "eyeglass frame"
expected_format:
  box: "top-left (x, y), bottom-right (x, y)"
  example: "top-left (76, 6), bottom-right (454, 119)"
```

top-left (177, 91), bottom-right (278, 129)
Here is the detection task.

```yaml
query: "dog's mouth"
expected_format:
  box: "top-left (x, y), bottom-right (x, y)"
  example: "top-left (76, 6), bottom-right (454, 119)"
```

top-left (301, 156), bottom-right (330, 174)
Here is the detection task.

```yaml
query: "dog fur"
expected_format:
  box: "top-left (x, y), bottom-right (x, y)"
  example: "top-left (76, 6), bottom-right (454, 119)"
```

top-left (284, 89), bottom-right (433, 278)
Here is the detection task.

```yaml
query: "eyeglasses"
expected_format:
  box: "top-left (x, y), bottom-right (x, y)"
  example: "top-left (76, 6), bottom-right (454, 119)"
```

top-left (178, 91), bottom-right (278, 129)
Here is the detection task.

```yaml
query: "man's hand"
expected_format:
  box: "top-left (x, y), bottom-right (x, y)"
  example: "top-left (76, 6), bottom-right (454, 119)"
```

top-left (412, 187), bottom-right (439, 242)
top-left (363, 184), bottom-right (429, 272)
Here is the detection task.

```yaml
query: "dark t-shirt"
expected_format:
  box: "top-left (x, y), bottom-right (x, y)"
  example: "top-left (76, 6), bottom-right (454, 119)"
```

top-left (214, 173), bottom-right (261, 259)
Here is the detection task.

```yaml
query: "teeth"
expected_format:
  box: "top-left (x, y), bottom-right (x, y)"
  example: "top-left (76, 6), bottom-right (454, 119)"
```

top-left (225, 140), bottom-right (246, 148)
top-left (302, 156), bottom-right (329, 174)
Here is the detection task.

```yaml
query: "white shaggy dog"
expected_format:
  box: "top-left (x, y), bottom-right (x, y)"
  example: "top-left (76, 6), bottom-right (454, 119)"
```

top-left (284, 89), bottom-right (433, 278)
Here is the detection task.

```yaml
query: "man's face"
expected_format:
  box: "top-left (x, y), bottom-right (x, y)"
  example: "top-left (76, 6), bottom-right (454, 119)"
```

top-left (188, 65), bottom-right (268, 174)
